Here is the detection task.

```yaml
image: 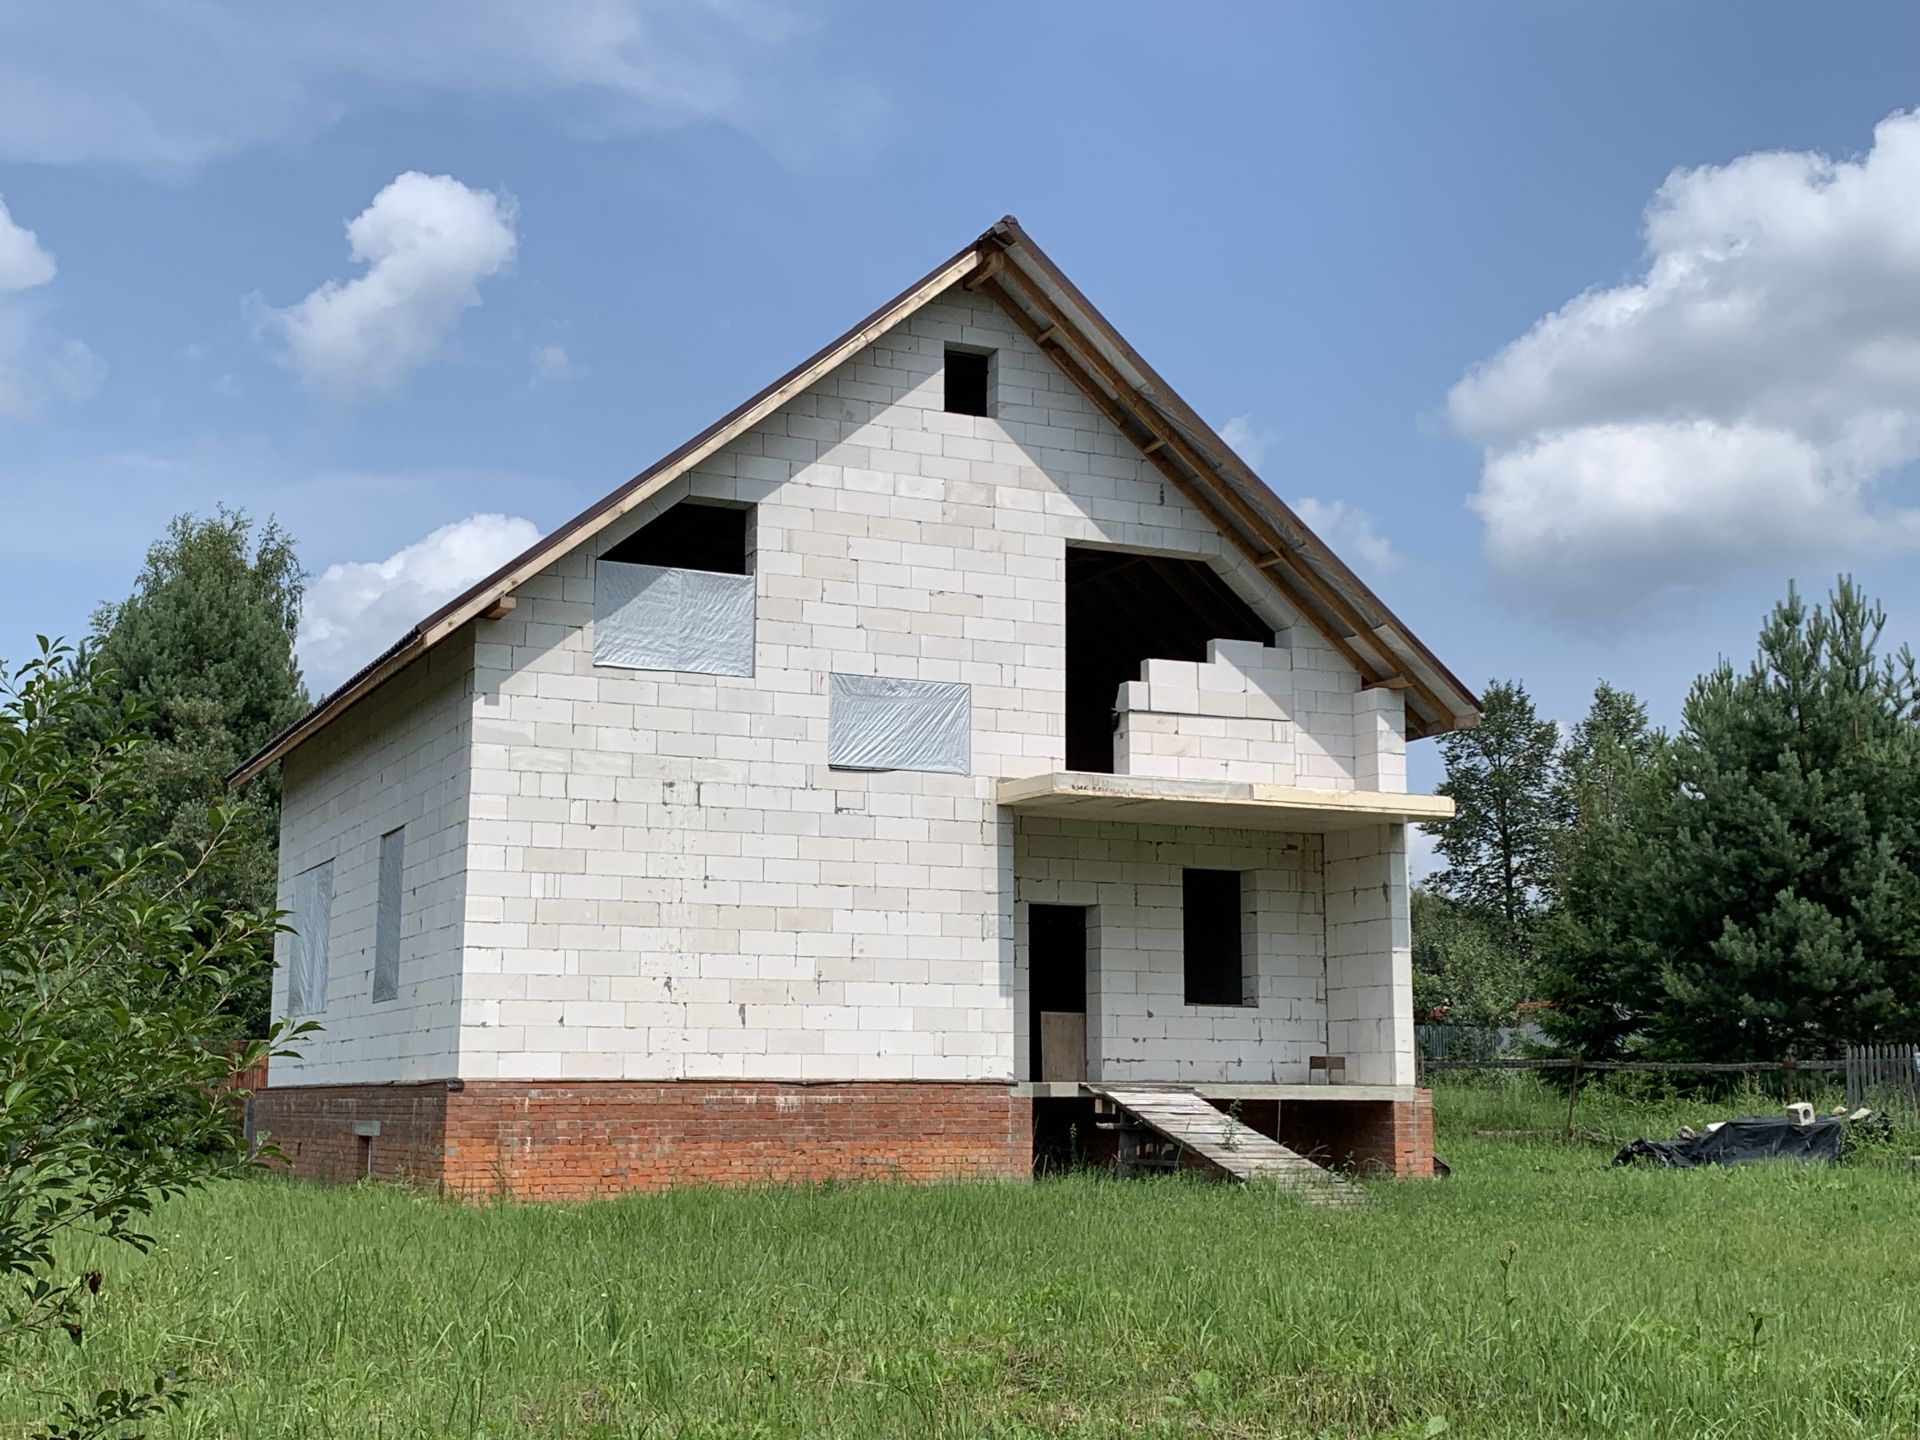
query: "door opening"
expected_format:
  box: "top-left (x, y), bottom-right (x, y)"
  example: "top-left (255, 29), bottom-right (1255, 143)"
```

top-left (1029, 904), bottom-right (1089, 1082)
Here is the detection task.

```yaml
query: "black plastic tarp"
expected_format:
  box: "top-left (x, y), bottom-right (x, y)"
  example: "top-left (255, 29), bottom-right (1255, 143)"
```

top-left (1612, 1116), bottom-right (1845, 1169)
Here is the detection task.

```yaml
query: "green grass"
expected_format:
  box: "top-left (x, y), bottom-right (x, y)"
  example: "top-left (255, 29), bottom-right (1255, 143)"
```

top-left (6, 1084), bottom-right (1920, 1438)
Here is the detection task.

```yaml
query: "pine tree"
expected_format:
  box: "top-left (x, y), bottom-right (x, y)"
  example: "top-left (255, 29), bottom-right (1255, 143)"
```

top-left (89, 509), bottom-right (309, 1036)
top-left (1637, 579), bottom-right (1920, 1057)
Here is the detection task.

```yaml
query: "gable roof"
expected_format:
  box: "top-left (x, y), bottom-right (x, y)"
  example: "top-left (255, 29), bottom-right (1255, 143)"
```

top-left (229, 217), bottom-right (1480, 789)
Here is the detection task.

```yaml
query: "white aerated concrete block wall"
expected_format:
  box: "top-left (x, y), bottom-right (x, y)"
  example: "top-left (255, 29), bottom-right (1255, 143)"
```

top-left (270, 634), bottom-right (475, 1084)
top-left (273, 284), bottom-right (1418, 1091)
top-left (450, 287), bottom-right (1367, 1086)
top-left (1013, 815), bottom-right (1326, 1084)
top-left (1324, 823), bottom-right (1414, 1085)
top-left (1113, 639), bottom-right (1299, 784)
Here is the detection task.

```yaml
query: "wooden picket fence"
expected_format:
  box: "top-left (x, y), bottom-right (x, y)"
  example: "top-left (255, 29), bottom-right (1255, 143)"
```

top-left (1845, 1043), bottom-right (1920, 1116)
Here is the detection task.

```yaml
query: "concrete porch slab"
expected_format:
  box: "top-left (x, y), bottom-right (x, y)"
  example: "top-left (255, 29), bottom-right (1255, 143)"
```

top-left (997, 771), bottom-right (1453, 832)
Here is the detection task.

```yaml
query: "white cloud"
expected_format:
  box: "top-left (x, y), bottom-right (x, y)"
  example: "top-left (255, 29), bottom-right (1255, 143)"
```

top-left (1294, 497), bottom-right (1398, 574)
top-left (0, 2), bottom-right (874, 174)
top-left (42, 338), bottom-right (104, 403)
top-left (298, 512), bottom-right (541, 693)
top-left (1219, 413), bottom-right (1396, 576)
top-left (1220, 413), bottom-right (1274, 468)
top-left (0, 196), bottom-right (99, 418)
top-left (0, 195), bottom-right (55, 291)
top-left (530, 341), bottom-right (575, 386)
top-left (258, 172), bottom-right (518, 400)
top-left (1451, 108), bottom-right (1920, 623)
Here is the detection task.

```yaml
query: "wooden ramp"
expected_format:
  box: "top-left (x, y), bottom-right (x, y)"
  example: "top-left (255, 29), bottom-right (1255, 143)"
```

top-left (1087, 1085), bottom-right (1365, 1207)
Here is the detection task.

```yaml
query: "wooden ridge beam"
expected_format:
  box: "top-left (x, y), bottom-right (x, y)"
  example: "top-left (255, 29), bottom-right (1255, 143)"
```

top-left (962, 248), bottom-right (1005, 290)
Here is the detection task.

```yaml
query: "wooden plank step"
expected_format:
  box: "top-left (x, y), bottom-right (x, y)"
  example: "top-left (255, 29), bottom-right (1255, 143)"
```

top-left (1085, 1084), bottom-right (1366, 1207)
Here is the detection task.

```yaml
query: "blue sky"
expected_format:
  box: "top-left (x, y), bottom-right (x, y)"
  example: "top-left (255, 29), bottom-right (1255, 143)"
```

top-left (7, 1), bottom-right (1920, 840)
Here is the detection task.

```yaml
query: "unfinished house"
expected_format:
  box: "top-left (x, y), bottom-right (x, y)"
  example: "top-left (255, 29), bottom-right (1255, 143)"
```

top-left (233, 218), bottom-right (1479, 1198)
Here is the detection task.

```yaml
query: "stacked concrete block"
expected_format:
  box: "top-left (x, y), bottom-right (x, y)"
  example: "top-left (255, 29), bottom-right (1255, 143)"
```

top-left (1112, 639), bottom-right (1300, 785)
top-left (1013, 814), bottom-right (1326, 1084)
top-left (1323, 823), bottom-right (1414, 1086)
top-left (1288, 642), bottom-right (1363, 788)
top-left (1353, 687), bottom-right (1407, 793)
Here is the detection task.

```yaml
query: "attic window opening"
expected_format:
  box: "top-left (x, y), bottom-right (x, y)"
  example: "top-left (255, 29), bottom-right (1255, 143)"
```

top-left (602, 499), bottom-right (752, 576)
top-left (1064, 547), bottom-right (1273, 773)
top-left (944, 348), bottom-right (992, 417)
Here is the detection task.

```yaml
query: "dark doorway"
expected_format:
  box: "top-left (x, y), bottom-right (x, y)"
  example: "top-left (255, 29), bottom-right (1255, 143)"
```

top-left (1028, 905), bottom-right (1088, 1082)
top-left (1065, 547), bottom-right (1274, 772)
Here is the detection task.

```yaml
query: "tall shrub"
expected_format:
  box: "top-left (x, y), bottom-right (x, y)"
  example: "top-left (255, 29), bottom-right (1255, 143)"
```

top-left (0, 643), bottom-right (300, 1433)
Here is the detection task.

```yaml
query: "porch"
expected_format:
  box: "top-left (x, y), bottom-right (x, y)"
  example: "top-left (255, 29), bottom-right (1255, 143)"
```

top-left (1000, 771), bottom-right (1441, 1175)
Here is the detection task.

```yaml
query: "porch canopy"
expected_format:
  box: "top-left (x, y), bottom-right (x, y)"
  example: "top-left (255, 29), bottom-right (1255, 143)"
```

top-left (996, 771), bottom-right (1453, 832)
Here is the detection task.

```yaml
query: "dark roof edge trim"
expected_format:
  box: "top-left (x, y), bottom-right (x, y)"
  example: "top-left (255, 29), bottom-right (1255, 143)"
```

top-left (227, 231), bottom-right (998, 787)
top-left (994, 218), bottom-right (1481, 728)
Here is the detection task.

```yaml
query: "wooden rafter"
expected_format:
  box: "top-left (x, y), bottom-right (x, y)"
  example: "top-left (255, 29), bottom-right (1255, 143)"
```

top-left (978, 275), bottom-right (1390, 691)
top-left (990, 263), bottom-right (1450, 736)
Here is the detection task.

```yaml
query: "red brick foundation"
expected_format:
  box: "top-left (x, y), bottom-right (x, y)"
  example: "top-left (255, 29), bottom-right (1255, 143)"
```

top-left (250, 1083), bottom-right (450, 1187)
top-left (253, 1081), bottom-right (1034, 1200)
top-left (1277, 1092), bottom-right (1434, 1178)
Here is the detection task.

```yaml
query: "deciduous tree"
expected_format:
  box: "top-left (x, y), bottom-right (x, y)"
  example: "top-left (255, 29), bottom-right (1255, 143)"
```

top-left (1423, 678), bottom-right (1560, 944)
top-left (0, 643), bottom-right (301, 1434)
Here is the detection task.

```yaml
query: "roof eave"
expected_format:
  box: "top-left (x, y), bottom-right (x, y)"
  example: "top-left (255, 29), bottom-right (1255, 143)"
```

top-left (986, 220), bottom-right (1480, 734)
top-left (228, 215), bottom-right (1479, 790)
top-left (228, 231), bottom-right (1003, 789)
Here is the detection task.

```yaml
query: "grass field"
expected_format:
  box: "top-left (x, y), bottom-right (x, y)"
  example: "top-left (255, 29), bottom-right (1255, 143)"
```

top-left (6, 1079), bottom-right (1920, 1439)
